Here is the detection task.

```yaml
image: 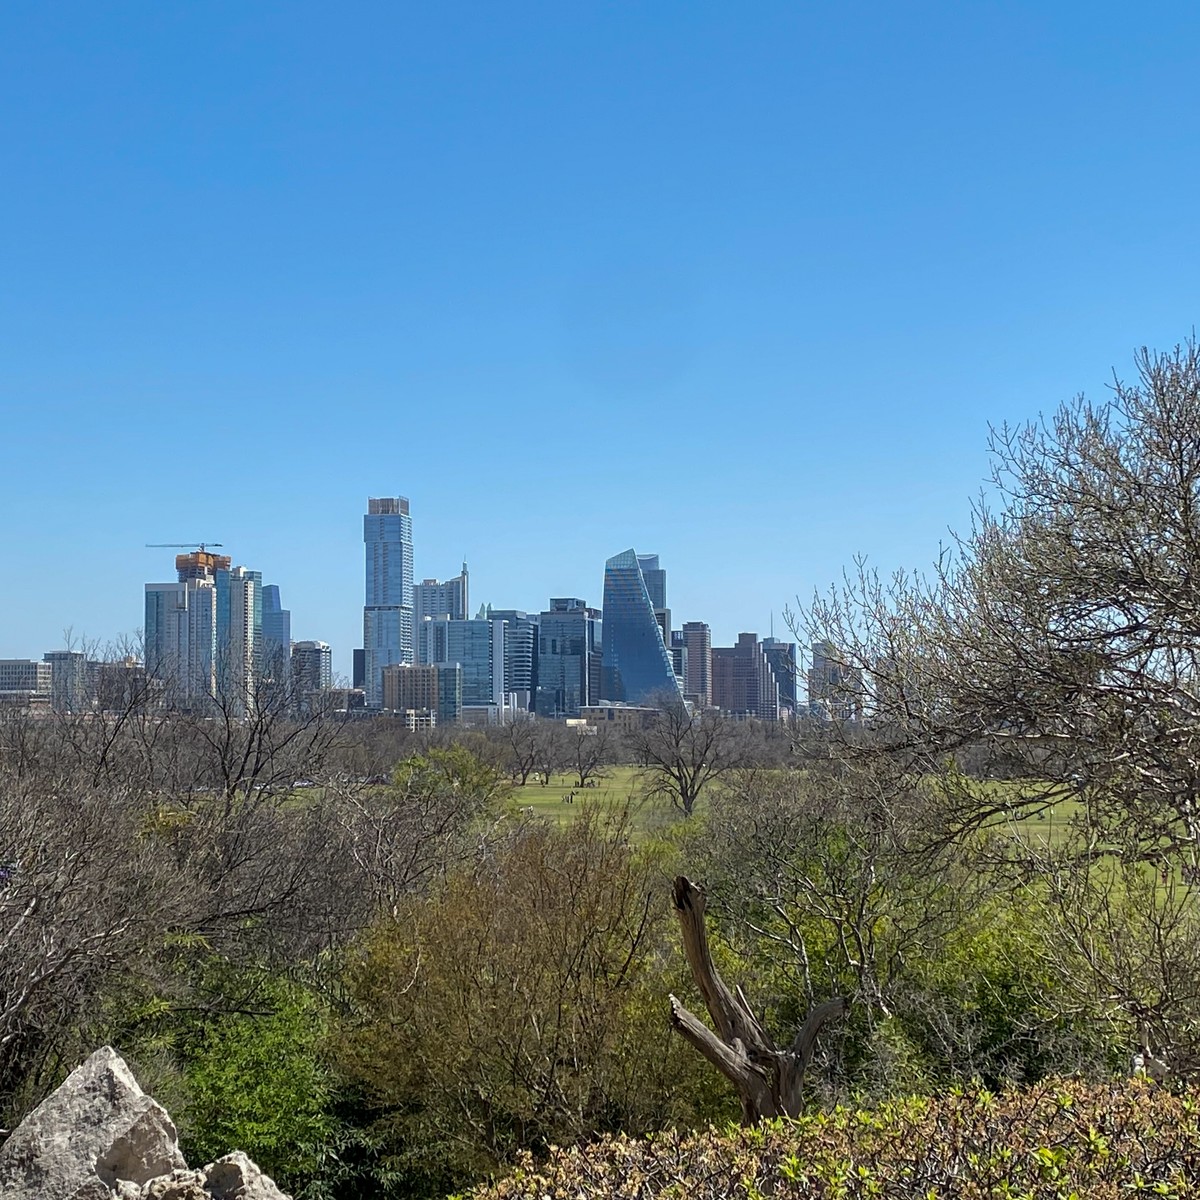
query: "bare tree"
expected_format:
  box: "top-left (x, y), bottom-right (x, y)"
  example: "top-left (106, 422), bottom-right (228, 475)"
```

top-left (796, 341), bottom-right (1200, 867)
top-left (569, 721), bottom-right (612, 788)
top-left (631, 700), bottom-right (746, 816)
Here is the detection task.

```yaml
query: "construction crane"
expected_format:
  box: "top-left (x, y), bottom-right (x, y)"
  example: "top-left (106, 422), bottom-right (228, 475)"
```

top-left (145, 543), bottom-right (224, 552)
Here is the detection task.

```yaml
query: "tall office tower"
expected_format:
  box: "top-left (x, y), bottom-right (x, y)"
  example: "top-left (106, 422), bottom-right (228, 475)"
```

top-left (535, 597), bottom-right (602, 718)
top-left (762, 637), bottom-right (798, 714)
top-left (382, 662), bottom-right (462, 725)
top-left (413, 562), bottom-right (469, 632)
top-left (144, 579), bottom-right (219, 705)
top-left (669, 630), bottom-right (688, 687)
top-left (681, 620), bottom-right (712, 707)
top-left (416, 617), bottom-right (505, 710)
top-left (261, 585), bottom-right (292, 680)
top-left (808, 640), bottom-right (863, 721)
top-left (712, 632), bottom-right (781, 720)
top-left (363, 496), bottom-right (414, 707)
top-left (636, 553), bottom-right (671, 643)
top-left (482, 606), bottom-right (539, 711)
top-left (601, 549), bottom-right (683, 706)
top-left (43, 650), bottom-right (90, 712)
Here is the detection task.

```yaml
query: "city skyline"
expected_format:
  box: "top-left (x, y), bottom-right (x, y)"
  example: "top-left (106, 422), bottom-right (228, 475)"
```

top-left (4, 4), bottom-right (1199, 674)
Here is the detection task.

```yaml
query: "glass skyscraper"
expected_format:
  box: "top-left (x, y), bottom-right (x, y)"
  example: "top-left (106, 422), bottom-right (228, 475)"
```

top-left (363, 496), bottom-right (414, 707)
top-left (600, 549), bottom-right (683, 707)
top-left (535, 598), bottom-right (601, 718)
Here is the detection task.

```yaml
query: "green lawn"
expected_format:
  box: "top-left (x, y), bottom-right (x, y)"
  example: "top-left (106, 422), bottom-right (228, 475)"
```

top-left (508, 765), bottom-right (659, 828)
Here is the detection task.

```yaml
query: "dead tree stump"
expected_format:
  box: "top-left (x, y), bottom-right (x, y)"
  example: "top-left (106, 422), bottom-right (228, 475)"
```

top-left (669, 874), bottom-right (847, 1123)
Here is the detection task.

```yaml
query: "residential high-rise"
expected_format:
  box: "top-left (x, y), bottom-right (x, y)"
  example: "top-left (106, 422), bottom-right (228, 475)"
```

top-left (669, 630), bottom-right (688, 687)
top-left (413, 562), bottom-right (469, 629)
top-left (681, 620), bottom-right (712, 707)
top-left (712, 632), bottom-right (780, 720)
top-left (43, 649), bottom-right (90, 712)
top-left (535, 598), bottom-right (601, 718)
top-left (291, 640), bottom-right (332, 690)
top-left (600, 549), bottom-right (682, 706)
top-left (363, 496), bottom-right (414, 707)
top-left (144, 579), bottom-right (218, 705)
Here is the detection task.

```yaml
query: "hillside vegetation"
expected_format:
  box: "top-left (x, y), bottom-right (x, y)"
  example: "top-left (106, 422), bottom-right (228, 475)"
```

top-left (470, 1078), bottom-right (1200, 1200)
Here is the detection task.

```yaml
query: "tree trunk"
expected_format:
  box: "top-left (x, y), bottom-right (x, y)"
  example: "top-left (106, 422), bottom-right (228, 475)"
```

top-left (668, 875), bottom-right (846, 1122)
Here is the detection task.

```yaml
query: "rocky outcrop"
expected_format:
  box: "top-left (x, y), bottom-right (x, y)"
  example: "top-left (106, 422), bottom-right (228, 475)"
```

top-left (0, 1047), bottom-right (289, 1200)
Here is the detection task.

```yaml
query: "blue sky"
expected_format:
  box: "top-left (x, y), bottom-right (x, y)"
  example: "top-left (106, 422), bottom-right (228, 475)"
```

top-left (3, 1), bottom-right (1199, 676)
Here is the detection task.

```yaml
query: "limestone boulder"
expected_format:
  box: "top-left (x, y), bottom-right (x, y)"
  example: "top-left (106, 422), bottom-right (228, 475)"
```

top-left (0, 1045), bottom-right (186, 1200)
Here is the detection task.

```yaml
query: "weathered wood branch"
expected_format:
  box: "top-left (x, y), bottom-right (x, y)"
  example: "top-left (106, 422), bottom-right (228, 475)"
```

top-left (670, 874), bottom-right (846, 1122)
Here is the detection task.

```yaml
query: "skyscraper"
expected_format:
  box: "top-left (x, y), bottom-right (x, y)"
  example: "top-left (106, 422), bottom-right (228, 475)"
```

top-left (144, 579), bottom-right (218, 705)
top-left (291, 640), bottom-right (333, 712)
top-left (416, 617), bottom-right (505, 710)
top-left (600, 549), bottom-right (682, 706)
top-left (413, 562), bottom-right (469, 630)
top-left (808, 640), bottom-right (863, 721)
top-left (261, 584), bottom-right (292, 679)
top-left (535, 598), bottom-right (601, 718)
top-left (712, 632), bottom-right (780, 720)
top-left (762, 636), bottom-right (798, 714)
top-left (682, 621), bottom-right (712, 707)
top-left (363, 496), bottom-right (414, 707)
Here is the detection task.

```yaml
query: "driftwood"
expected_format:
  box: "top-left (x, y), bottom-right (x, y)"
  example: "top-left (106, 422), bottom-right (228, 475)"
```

top-left (669, 875), bottom-right (847, 1122)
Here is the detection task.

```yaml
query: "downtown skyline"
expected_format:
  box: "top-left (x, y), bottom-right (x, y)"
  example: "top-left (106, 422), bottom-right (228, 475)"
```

top-left (4, 4), bottom-right (1200, 673)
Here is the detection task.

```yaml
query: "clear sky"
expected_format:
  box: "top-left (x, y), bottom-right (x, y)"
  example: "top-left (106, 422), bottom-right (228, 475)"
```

top-left (3, 1), bottom-right (1199, 677)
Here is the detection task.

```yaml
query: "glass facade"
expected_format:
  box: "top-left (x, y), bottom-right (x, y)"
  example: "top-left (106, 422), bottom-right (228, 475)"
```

top-left (600, 549), bottom-right (683, 706)
top-left (363, 497), bottom-right (414, 707)
top-left (535, 598), bottom-right (601, 718)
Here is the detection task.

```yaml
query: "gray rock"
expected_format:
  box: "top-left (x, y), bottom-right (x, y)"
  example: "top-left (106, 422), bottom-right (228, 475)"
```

top-left (137, 1169), bottom-right (211, 1200)
top-left (0, 1045), bottom-right (186, 1200)
top-left (202, 1151), bottom-right (290, 1199)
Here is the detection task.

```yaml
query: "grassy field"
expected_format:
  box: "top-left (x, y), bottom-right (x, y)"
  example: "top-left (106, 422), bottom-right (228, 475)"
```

top-left (508, 765), bottom-right (661, 828)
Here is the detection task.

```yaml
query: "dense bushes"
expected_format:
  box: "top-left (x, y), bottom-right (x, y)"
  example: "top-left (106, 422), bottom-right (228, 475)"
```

top-left (469, 1078), bottom-right (1200, 1200)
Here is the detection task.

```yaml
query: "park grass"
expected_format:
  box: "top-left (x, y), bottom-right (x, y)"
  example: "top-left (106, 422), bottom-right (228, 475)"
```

top-left (508, 765), bottom-right (663, 831)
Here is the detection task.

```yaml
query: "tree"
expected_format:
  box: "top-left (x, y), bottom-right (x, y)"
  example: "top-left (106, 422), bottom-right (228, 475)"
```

top-left (668, 875), bottom-right (846, 1122)
top-left (334, 809), bottom-right (722, 1194)
top-left (799, 341), bottom-right (1200, 867)
top-left (568, 721), bottom-right (612, 788)
top-left (631, 700), bottom-right (746, 816)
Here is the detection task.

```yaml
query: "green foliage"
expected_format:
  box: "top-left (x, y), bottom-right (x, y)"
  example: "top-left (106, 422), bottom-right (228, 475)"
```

top-left (392, 744), bottom-right (512, 809)
top-left (332, 805), bottom-right (732, 1197)
top-left (179, 978), bottom-right (335, 1189)
top-left (468, 1078), bottom-right (1200, 1200)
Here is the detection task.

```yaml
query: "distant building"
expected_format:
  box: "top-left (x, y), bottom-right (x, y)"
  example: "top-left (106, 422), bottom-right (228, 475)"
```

top-left (43, 650), bottom-right (90, 712)
top-left (261, 584), bottom-right (292, 682)
top-left (681, 621), bottom-right (712, 707)
top-left (144, 579), bottom-right (218, 705)
top-left (762, 637), bottom-right (798, 714)
top-left (413, 563), bottom-right (469, 630)
top-left (92, 657), bottom-right (148, 713)
top-left (600, 549), bottom-right (683, 707)
top-left (535, 598), bottom-right (602, 718)
top-left (352, 648), bottom-right (365, 689)
top-left (417, 617), bottom-right (505, 709)
top-left (580, 704), bottom-right (659, 735)
top-left (669, 630), bottom-right (688, 687)
top-left (382, 662), bottom-right (462, 725)
top-left (808, 640), bottom-right (863, 721)
top-left (291, 640), bottom-right (333, 713)
top-left (482, 606), bottom-right (539, 711)
top-left (712, 632), bottom-right (780, 720)
top-left (636, 553), bottom-right (671, 645)
top-left (363, 497), bottom-right (414, 708)
top-left (0, 660), bottom-right (52, 710)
